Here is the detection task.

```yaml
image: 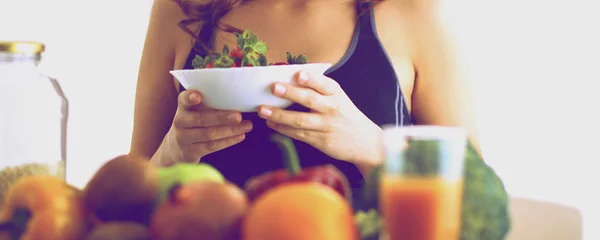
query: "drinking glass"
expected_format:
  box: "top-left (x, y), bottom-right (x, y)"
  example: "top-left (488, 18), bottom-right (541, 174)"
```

top-left (380, 125), bottom-right (467, 240)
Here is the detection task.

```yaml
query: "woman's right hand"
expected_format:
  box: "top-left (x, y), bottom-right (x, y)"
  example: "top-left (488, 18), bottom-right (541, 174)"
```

top-left (162, 90), bottom-right (253, 165)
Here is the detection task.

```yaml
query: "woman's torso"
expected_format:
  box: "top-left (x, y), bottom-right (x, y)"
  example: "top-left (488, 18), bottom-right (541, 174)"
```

top-left (173, 0), bottom-right (416, 190)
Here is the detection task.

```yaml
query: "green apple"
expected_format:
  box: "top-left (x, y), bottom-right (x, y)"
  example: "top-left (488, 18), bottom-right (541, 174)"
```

top-left (156, 163), bottom-right (225, 204)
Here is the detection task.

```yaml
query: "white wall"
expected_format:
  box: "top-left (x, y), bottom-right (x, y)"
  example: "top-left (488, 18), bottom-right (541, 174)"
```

top-left (1, 0), bottom-right (599, 238)
top-left (1, 0), bottom-right (153, 186)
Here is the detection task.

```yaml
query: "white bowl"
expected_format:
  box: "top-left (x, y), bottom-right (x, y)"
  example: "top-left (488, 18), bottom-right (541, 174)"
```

top-left (170, 63), bottom-right (332, 112)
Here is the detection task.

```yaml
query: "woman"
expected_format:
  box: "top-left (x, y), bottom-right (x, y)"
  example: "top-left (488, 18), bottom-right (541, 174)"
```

top-left (129, 0), bottom-right (481, 191)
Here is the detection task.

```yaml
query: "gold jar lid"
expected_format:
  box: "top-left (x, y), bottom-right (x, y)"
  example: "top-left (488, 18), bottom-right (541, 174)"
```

top-left (0, 41), bottom-right (45, 54)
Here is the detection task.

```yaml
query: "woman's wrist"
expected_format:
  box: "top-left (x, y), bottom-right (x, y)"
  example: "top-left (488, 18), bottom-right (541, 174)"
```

top-left (354, 126), bottom-right (384, 177)
top-left (150, 131), bottom-right (178, 167)
top-left (150, 145), bottom-right (172, 167)
top-left (356, 162), bottom-right (376, 178)
top-left (355, 150), bottom-right (382, 177)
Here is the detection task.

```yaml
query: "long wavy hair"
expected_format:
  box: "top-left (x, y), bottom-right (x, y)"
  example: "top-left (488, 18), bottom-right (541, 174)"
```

top-left (175, 0), bottom-right (383, 53)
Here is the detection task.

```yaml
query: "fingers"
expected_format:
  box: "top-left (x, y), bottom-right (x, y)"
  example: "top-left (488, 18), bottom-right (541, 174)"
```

top-left (258, 107), bottom-right (326, 131)
top-left (266, 120), bottom-right (321, 145)
top-left (178, 90), bottom-right (207, 110)
top-left (183, 134), bottom-right (247, 160)
top-left (174, 109), bottom-right (242, 129)
top-left (172, 91), bottom-right (252, 162)
top-left (174, 120), bottom-right (251, 162)
top-left (271, 83), bottom-right (337, 113)
top-left (197, 134), bottom-right (247, 154)
top-left (176, 120), bottom-right (253, 144)
top-left (294, 71), bottom-right (340, 96)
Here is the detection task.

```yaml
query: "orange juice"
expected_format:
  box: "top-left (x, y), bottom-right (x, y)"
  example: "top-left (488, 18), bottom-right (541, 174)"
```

top-left (380, 176), bottom-right (463, 240)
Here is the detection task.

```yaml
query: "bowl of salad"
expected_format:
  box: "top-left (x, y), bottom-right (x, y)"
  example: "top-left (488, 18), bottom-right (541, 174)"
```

top-left (170, 30), bottom-right (332, 112)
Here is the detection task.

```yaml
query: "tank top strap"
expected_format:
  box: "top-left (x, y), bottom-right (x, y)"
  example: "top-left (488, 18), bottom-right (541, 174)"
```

top-left (357, 2), bottom-right (376, 37)
top-left (180, 21), bottom-right (216, 93)
top-left (195, 21), bottom-right (216, 55)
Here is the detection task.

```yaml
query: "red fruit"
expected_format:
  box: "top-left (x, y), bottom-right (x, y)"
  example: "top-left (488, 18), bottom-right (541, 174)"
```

top-left (205, 63), bottom-right (214, 68)
top-left (245, 164), bottom-right (352, 203)
top-left (244, 134), bottom-right (352, 203)
top-left (272, 62), bottom-right (289, 65)
top-left (229, 47), bottom-right (245, 59)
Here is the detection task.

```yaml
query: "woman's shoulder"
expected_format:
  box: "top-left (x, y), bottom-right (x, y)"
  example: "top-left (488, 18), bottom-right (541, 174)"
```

top-left (372, 0), bottom-right (446, 33)
top-left (369, 1), bottom-right (421, 62)
top-left (374, 0), bottom-right (440, 14)
top-left (147, 0), bottom-right (209, 69)
top-left (371, 0), bottom-right (455, 60)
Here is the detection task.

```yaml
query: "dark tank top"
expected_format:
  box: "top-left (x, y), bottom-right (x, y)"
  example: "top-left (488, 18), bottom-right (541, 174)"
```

top-left (180, 3), bottom-right (413, 192)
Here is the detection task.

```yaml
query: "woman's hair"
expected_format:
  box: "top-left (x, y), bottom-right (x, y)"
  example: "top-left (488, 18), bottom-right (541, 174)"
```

top-left (175, 0), bottom-right (382, 52)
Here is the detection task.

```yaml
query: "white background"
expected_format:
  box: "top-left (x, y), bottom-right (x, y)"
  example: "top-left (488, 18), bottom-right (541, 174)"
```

top-left (1, 0), bottom-right (599, 238)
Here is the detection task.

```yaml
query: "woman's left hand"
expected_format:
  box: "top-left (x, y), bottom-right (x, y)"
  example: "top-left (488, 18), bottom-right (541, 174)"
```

top-left (258, 71), bottom-right (383, 166)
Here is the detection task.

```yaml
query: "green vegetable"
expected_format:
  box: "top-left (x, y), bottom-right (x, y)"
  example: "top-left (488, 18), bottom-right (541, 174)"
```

top-left (236, 29), bottom-right (268, 56)
top-left (355, 209), bottom-right (382, 240)
top-left (270, 133), bottom-right (301, 176)
top-left (460, 141), bottom-right (511, 240)
top-left (286, 52), bottom-right (308, 64)
top-left (191, 29), bottom-right (308, 69)
top-left (358, 141), bottom-right (511, 240)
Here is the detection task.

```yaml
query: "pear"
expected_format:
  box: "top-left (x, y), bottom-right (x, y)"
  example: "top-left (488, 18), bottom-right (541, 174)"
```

top-left (83, 155), bottom-right (158, 225)
top-left (156, 163), bottom-right (224, 203)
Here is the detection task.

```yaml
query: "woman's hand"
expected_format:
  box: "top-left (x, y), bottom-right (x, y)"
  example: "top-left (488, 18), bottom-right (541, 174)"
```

top-left (258, 71), bottom-right (383, 166)
top-left (158, 90), bottom-right (253, 166)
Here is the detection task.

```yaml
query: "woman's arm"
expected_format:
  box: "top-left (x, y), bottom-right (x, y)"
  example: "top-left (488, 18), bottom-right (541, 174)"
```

top-left (400, 0), bottom-right (483, 157)
top-left (129, 0), bottom-right (195, 164)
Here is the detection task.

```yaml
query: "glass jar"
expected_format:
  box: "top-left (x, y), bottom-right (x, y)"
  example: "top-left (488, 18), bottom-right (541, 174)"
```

top-left (0, 41), bottom-right (68, 202)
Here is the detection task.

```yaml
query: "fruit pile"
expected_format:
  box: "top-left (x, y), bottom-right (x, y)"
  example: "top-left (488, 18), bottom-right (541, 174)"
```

top-left (0, 134), bottom-right (377, 240)
top-left (191, 29), bottom-right (308, 69)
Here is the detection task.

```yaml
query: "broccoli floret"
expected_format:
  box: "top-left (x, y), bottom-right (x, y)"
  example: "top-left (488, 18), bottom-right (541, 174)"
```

top-left (355, 209), bottom-right (382, 239)
top-left (357, 140), bottom-right (511, 240)
top-left (460, 141), bottom-right (511, 240)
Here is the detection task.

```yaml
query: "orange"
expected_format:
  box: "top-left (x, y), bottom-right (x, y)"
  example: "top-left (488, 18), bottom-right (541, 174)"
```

top-left (242, 182), bottom-right (359, 240)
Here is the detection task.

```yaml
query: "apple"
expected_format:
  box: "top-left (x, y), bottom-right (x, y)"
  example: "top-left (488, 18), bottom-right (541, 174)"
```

top-left (156, 163), bottom-right (224, 204)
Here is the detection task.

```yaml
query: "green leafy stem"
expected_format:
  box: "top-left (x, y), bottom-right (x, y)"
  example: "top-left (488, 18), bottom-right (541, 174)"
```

top-left (192, 29), bottom-right (307, 69)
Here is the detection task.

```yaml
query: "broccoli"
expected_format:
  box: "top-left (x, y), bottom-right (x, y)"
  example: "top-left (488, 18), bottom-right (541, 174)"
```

top-left (356, 140), bottom-right (511, 240)
top-left (460, 141), bottom-right (511, 240)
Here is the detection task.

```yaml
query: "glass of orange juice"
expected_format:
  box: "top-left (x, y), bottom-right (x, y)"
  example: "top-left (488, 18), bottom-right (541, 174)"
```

top-left (379, 125), bottom-right (467, 240)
